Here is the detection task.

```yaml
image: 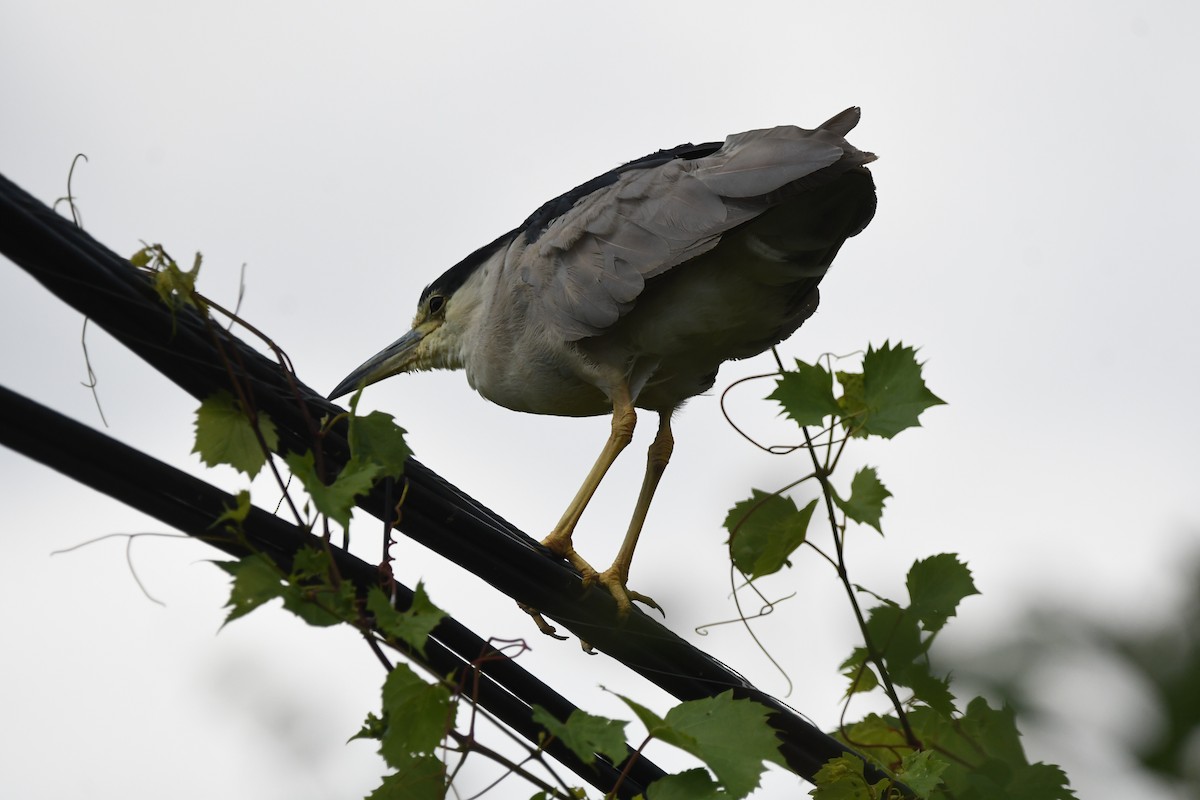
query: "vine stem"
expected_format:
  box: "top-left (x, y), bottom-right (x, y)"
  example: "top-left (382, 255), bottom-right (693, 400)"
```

top-left (801, 426), bottom-right (919, 749)
top-left (451, 729), bottom-right (573, 800)
top-left (606, 736), bottom-right (653, 800)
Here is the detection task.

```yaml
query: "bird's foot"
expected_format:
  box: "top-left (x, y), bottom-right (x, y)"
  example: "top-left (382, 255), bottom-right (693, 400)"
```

top-left (540, 533), bottom-right (664, 623)
top-left (596, 566), bottom-right (664, 618)
top-left (540, 533), bottom-right (600, 584)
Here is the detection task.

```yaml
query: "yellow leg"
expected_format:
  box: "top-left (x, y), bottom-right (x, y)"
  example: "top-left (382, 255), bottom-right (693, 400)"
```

top-left (597, 412), bottom-right (673, 615)
top-left (540, 384), bottom-right (636, 582)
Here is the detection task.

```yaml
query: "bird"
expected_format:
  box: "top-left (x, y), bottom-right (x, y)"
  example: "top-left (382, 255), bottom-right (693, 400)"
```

top-left (329, 107), bottom-right (876, 618)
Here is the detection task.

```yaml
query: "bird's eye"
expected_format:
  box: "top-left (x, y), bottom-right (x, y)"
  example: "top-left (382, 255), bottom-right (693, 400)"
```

top-left (428, 294), bottom-right (446, 315)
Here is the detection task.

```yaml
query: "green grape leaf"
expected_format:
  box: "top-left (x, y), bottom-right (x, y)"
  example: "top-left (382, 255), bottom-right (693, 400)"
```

top-left (129, 246), bottom-right (153, 268)
top-left (906, 700), bottom-right (1077, 799)
top-left (350, 408), bottom-right (412, 479)
top-left (1006, 762), bottom-right (1075, 799)
top-left (659, 691), bottom-right (786, 798)
top-left (861, 603), bottom-right (961, 714)
top-left (368, 584), bottom-right (447, 657)
top-left (956, 698), bottom-right (1027, 766)
top-left (379, 664), bottom-right (453, 766)
top-left (907, 554), bottom-right (980, 633)
top-left (896, 750), bottom-right (950, 797)
top-left (859, 341), bottom-right (946, 439)
top-left (285, 450), bottom-right (381, 528)
top-left (725, 491), bottom-right (817, 579)
top-left (281, 578), bottom-right (357, 627)
top-left (769, 359), bottom-right (842, 426)
top-left (811, 754), bottom-right (891, 800)
top-left (645, 768), bottom-right (724, 800)
top-left (211, 489), bottom-right (252, 528)
top-left (898, 664), bottom-right (957, 718)
top-left (217, 554), bottom-right (283, 624)
top-left (289, 547), bottom-right (332, 582)
top-left (367, 755), bottom-right (445, 800)
top-left (614, 694), bottom-right (696, 752)
top-left (838, 648), bottom-right (880, 697)
top-left (833, 467), bottom-right (891, 533)
top-left (151, 249), bottom-right (202, 309)
top-left (835, 370), bottom-right (867, 435)
top-left (350, 711), bottom-right (386, 743)
top-left (193, 391), bottom-right (279, 478)
top-left (864, 603), bottom-right (925, 673)
top-left (836, 714), bottom-right (908, 752)
top-left (530, 706), bottom-right (629, 767)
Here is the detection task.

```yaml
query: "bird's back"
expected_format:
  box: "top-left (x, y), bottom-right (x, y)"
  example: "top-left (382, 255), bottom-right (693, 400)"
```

top-left (462, 110), bottom-right (876, 416)
top-left (588, 164), bottom-right (875, 412)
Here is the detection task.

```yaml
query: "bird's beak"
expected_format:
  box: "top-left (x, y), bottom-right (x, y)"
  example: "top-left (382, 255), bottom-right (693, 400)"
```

top-left (327, 328), bottom-right (426, 400)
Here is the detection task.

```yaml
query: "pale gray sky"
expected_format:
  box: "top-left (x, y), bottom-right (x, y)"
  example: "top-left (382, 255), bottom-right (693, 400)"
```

top-left (2, 2), bottom-right (1197, 798)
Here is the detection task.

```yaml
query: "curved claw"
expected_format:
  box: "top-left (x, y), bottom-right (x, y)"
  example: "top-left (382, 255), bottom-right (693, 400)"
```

top-left (626, 590), bottom-right (666, 618)
top-left (518, 603), bottom-right (569, 640)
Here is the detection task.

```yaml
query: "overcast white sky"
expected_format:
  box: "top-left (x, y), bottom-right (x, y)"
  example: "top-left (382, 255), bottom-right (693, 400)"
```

top-left (3, 2), bottom-right (1198, 798)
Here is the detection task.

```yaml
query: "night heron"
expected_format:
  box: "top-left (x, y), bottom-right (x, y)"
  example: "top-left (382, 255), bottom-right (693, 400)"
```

top-left (330, 107), bottom-right (876, 616)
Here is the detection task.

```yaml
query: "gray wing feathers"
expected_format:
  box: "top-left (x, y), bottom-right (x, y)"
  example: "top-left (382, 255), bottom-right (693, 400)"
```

top-left (816, 106), bottom-right (862, 138)
top-left (525, 110), bottom-right (870, 341)
top-left (691, 132), bottom-right (843, 197)
top-left (544, 247), bottom-right (647, 338)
